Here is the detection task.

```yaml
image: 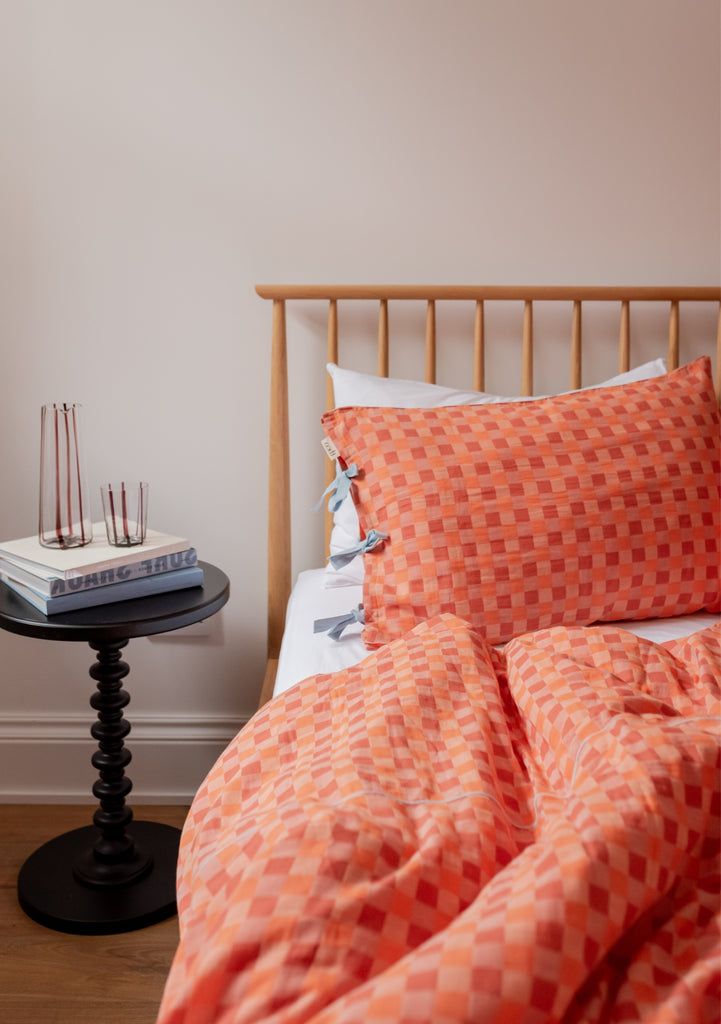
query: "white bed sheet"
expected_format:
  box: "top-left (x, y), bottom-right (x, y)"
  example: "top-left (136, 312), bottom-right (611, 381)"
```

top-left (273, 569), bottom-right (721, 698)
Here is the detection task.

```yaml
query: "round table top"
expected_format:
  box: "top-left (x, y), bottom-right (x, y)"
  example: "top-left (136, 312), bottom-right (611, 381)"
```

top-left (0, 561), bottom-right (230, 643)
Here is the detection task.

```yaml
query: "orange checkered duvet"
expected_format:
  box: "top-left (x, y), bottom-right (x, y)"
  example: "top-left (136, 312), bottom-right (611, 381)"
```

top-left (158, 615), bottom-right (721, 1024)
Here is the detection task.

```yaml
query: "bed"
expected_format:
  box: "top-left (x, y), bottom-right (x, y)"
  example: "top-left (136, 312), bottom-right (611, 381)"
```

top-left (256, 285), bottom-right (721, 706)
top-left (158, 285), bottom-right (721, 1024)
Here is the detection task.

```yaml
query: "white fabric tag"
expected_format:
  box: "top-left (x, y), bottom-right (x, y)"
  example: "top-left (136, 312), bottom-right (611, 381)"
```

top-left (321, 437), bottom-right (339, 460)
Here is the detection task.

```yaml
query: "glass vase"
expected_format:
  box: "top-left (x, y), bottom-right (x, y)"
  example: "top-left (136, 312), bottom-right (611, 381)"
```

top-left (39, 402), bottom-right (92, 548)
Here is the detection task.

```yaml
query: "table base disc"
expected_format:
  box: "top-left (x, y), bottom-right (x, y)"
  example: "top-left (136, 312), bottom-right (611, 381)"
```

top-left (18, 821), bottom-right (181, 935)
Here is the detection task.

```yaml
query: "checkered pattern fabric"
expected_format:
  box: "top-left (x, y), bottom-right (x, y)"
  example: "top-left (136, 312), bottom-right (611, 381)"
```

top-left (158, 615), bottom-right (721, 1024)
top-left (322, 358), bottom-right (721, 647)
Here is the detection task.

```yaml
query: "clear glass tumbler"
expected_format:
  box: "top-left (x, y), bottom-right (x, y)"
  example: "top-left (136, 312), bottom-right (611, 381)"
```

top-left (101, 482), bottom-right (149, 546)
top-left (39, 403), bottom-right (92, 548)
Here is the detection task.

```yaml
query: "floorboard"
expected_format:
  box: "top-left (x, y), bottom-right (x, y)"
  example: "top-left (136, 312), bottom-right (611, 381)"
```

top-left (0, 804), bottom-right (187, 1024)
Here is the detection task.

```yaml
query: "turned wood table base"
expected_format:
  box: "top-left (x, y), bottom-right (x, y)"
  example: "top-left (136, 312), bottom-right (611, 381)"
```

top-left (17, 640), bottom-right (181, 935)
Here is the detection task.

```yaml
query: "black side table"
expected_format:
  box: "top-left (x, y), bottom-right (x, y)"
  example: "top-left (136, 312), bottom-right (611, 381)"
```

top-left (0, 561), bottom-right (229, 935)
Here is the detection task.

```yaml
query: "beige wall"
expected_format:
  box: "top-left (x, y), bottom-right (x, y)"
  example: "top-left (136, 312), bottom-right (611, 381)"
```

top-left (0, 0), bottom-right (719, 799)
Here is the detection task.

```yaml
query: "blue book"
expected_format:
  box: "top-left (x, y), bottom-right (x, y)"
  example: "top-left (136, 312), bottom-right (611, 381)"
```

top-left (0, 565), bottom-right (205, 615)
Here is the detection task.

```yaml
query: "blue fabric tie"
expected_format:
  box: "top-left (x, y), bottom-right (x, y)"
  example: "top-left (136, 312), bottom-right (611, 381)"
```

top-left (313, 461), bottom-right (358, 513)
top-left (329, 529), bottom-right (388, 570)
top-left (313, 605), bottom-right (365, 641)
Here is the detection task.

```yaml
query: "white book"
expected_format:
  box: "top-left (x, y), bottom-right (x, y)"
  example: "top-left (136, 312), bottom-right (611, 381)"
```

top-left (0, 525), bottom-right (190, 580)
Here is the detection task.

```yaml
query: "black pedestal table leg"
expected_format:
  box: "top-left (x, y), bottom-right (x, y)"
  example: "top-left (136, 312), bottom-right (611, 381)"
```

top-left (73, 639), bottom-right (152, 886)
top-left (16, 637), bottom-right (181, 933)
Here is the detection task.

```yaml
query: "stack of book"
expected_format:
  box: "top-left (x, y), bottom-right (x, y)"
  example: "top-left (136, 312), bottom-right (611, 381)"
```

top-left (0, 526), bottom-right (202, 615)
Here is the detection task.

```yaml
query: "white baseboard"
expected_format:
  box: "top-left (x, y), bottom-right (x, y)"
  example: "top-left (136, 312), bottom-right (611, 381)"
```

top-left (0, 712), bottom-right (249, 803)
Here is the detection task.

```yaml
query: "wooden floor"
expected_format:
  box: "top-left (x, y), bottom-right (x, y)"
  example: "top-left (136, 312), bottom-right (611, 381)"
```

top-left (0, 804), bottom-right (188, 1024)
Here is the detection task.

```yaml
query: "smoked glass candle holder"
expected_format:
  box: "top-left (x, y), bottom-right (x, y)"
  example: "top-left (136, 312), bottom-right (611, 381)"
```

top-left (101, 482), bottom-right (149, 546)
top-left (39, 403), bottom-right (92, 549)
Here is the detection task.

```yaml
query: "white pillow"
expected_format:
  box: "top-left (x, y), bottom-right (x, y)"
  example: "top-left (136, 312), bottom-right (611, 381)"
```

top-left (324, 358), bottom-right (668, 587)
top-left (329, 359), bottom-right (668, 409)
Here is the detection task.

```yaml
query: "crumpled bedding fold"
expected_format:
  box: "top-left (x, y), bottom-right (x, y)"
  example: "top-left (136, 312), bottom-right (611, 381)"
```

top-left (158, 614), bottom-right (721, 1024)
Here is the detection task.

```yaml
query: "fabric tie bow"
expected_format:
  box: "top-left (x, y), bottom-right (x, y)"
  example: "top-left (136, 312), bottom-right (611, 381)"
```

top-left (329, 529), bottom-right (388, 570)
top-left (313, 461), bottom-right (359, 514)
top-left (313, 605), bottom-right (365, 641)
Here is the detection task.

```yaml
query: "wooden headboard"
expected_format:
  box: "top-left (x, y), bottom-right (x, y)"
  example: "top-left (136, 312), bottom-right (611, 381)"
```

top-left (254, 284), bottom-right (721, 706)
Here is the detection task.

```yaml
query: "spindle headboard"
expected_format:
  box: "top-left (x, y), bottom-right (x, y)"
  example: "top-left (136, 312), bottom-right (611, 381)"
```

top-left (254, 284), bottom-right (721, 706)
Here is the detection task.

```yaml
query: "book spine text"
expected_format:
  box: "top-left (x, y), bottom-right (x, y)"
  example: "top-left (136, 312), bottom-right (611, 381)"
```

top-left (49, 548), bottom-right (198, 596)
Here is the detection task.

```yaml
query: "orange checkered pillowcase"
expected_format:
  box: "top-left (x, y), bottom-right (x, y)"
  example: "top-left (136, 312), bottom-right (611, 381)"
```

top-left (322, 357), bottom-right (721, 647)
